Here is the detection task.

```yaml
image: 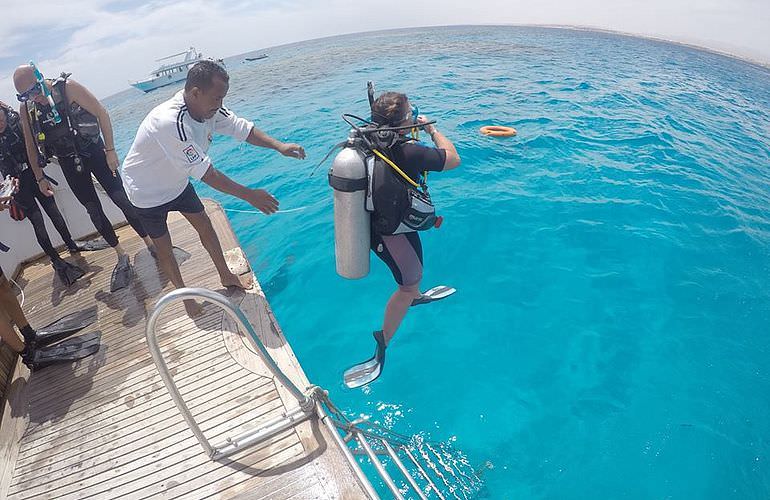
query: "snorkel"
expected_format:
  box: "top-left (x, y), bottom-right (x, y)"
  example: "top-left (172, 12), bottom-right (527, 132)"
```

top-left (29, 62), bottom-right (61, 124)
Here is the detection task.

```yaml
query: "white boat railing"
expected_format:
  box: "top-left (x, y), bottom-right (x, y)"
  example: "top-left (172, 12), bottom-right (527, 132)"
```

top-left (146, 287), bottom-right (484, 499)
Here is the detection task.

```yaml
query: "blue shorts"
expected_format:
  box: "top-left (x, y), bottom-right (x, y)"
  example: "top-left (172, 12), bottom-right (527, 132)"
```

top-left (133, 183), bottom-right (205, 239)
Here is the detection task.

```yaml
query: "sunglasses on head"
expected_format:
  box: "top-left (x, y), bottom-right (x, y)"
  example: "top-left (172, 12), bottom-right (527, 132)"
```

top-left (16, 82), bottom-right (42, 102)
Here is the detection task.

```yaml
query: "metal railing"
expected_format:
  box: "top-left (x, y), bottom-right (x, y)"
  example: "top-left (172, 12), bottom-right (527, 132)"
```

top-left (146, 287), bottom-right (483, 498)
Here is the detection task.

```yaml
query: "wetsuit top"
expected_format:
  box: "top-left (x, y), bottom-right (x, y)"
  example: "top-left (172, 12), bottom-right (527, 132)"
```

top-left (29, 80), bottom-right (100, 158)
top-left (389, 142), bottom-right (447, 183)
top-left (0, 109), bottom-right (29, 177)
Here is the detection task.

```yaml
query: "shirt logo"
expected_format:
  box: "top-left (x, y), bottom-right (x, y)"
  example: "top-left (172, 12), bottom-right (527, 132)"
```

top-left (183, 145), bottom-right (200, 163)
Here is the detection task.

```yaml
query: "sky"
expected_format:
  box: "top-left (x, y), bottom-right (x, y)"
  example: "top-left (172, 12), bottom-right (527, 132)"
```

top-left (0, 0), bottom-right (768, 100)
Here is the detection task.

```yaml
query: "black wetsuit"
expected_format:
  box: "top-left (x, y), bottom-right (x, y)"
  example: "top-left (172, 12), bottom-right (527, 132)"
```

top-left (0, 108), bottom-right (77, 261)
top-left (28, 80), bottom-right (147, 247)
top-left (371, 141), bottom-right (445, 286)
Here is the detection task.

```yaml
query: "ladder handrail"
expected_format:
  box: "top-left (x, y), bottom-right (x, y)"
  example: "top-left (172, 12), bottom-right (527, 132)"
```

top-left (145, 287), bottom-right (314, 457)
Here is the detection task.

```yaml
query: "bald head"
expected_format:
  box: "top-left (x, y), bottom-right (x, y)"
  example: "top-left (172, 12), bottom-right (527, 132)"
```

top-left (12, 65), bottom-right (35, 93)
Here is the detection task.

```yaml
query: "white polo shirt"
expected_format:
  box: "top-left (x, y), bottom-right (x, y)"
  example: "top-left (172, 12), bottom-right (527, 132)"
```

top-left (121, 90), bottom-right (253, 208)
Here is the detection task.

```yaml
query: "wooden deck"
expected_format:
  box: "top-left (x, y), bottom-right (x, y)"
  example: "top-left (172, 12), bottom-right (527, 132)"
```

top-left (0, 200), bottom-right (367, 499)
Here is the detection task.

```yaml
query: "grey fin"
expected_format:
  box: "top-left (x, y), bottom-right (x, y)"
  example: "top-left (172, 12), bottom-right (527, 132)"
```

top-left (172, 246), bottom-right (191, 264)
top-left (411, 285), bottom-right (456, 307)
top-left (53, 259), bottom-right (85, 287)
top-left (343, 331), bottom-right (387, 389)
top-left (110, 254), bottom-right (132, 292)
top-left (25, 331), bottom-right (101, 370)
top-left (35, 305), bottom-right (97, 346)
top-left (71, 238), bottom-right (110, 252)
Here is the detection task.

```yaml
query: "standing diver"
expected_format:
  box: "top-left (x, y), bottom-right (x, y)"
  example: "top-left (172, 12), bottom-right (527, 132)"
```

top-left (0, 101), bottom-right (84, 286)
top-left (329, 88), bottom-right (460, 388)
top-left (12, 63), bottom-right (154, 292)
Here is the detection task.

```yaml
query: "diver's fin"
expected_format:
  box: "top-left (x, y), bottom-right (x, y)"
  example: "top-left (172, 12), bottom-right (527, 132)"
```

top-left (172, 246), bottom-right (191, 265)
top-left (24, 331), bottom-right (101, 370)
top-left (70, 238), bottom-right (110, 252)
top-left (411, 285), bottom-right (456, 307)
top-left (52, 259), bottom-right (85, 287)
top-left (35, 305), bottom-right (97, 347)
top-left (147, 246), bottom-right (191, 265)
top-left (343, 331), bottom-right (387, 389)
top-left (110, 254), bottom-right (132, 292)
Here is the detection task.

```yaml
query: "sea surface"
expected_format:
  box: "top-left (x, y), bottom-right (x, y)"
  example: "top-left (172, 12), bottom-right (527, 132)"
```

top-left (105, 26), bottom-right (770, 498)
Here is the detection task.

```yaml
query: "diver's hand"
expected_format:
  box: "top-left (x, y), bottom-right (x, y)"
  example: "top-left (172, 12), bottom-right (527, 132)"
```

top-left (277, 142), bottom-right (306, 160)
top-left (105, 149), bottom-right (120, 175)
top-left (246, 188), bottom-right (279, 215)
top-left (37, 177), bottom-right (54, 197)
top-left (417, 115), bottom-right (435, 135)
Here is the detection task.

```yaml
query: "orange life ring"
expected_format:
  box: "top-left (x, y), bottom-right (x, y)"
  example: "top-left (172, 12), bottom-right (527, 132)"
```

top-left (480, 125), bottom-right (517, 137)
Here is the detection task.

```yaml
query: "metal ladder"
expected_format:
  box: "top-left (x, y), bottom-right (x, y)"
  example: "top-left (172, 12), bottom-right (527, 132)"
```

top-left (146, 288), bottom-right (483, 499)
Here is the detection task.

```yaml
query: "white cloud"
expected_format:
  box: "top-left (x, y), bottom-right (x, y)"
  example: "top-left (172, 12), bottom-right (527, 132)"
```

top-left (0, 0), bottom-right (768, 100)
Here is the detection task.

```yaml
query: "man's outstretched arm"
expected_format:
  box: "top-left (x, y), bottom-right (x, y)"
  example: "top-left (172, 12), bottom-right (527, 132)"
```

top-left (245, 127), bottom-right (306, 159)
top-left (200, 164), bottom-right (278, 214)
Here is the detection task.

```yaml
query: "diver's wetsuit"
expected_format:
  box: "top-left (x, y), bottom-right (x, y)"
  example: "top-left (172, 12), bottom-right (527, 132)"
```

top-left (11, 168), bottom-right (78, 257)
top-left (56, 140), bottom-right (147, 247)
top-left (0, 108), bottom-right (78, 260)
top-left (371, 142), bottom-right (445, 286)
top-left (27, 79), bottom-right (148, 247)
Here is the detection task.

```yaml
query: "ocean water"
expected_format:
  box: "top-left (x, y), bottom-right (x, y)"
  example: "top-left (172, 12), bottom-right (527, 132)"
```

top-left (105, 26), bottom-right (770, 498)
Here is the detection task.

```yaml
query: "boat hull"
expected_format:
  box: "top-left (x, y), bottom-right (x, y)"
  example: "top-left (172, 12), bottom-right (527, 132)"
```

top-left (131, 72), bottom-right (187, 92)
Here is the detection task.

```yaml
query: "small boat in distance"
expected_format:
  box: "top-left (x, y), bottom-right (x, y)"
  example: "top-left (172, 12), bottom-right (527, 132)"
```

top-left (245, 54), bottom-right (268, 62)
top-left (131, 47), bottom-right (222, 93)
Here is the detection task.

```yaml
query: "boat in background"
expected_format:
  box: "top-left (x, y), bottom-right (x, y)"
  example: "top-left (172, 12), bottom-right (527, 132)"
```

top-left (245, 54), bottom-right (268, 61)
top-left (131, 47), bottom-right (223, 93)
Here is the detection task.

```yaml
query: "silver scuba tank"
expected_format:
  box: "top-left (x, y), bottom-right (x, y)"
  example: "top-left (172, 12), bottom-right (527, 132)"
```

top-left (328, 131), bottom-right (370, 279)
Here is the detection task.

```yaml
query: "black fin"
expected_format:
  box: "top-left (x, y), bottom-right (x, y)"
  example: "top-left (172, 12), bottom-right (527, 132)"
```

top-left (35, 305), bottom-right (97, 346)
top-left (26, 331), bottom-right (101, 370)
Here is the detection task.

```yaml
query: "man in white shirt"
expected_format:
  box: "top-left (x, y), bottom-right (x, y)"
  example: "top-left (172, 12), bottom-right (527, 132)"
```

top-left (122, 60), bottom-right (305, 316)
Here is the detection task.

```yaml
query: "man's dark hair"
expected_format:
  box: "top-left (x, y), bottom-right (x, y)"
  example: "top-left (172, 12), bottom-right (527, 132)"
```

top-left (185, 60), bottom-right (229, 91)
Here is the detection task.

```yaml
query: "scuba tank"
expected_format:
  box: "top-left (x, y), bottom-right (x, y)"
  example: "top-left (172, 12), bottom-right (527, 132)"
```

top-left (323, 82), bottom-right (441, 280)
top-left (328, 131), bottom-right (370, 279)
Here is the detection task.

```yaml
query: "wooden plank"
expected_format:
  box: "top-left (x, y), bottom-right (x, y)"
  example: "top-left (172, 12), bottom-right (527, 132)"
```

top-left (10, 392), bottom-right (287, 499)
top-left (14, 360), bottom-right (266, 470)
top-left (4, 200), bottom-right (368, 500)
top-left (0, 357), bottom-right (30, 499)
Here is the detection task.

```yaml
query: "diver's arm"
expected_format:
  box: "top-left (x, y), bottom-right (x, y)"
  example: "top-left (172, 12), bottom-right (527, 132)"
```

top-left (429, 130), bottom-right (460, 170)
top-left (201, 164), bottom-right (279, 214)
top-left (418, 116), bottom-right (460, 170)
top-left (65, 79), bottom-right (120, 173)
top-left (18, 104), bottom-right (53, 195)
top-left (245, 127), bottom-right (306, 159)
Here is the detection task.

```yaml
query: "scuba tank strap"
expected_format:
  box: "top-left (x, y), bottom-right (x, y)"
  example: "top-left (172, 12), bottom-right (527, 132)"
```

top-left (371, 149), bottom-right (420, 189)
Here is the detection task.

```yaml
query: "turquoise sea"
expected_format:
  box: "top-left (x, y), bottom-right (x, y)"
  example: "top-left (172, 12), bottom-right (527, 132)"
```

top-left (106, 26), bottom-right (770, 498)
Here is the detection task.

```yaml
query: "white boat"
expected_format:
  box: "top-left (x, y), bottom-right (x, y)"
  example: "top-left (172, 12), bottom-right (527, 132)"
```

top-left (131, 47), bottom-right (210, 93)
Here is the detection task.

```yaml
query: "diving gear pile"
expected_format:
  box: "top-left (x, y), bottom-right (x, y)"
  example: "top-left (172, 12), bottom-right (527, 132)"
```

top-left (21, 306), bottom-right (101, 370)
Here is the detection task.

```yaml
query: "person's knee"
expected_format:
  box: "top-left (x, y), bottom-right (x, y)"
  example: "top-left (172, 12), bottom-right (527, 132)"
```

top-left (84, 200), bottom-right (104, 218)
top-left (398, 283), bottom-right (421, 299)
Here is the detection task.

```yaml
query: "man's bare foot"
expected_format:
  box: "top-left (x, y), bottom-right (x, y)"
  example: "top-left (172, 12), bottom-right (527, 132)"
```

top-left (184, 299), bottom-right (204, 318)
top-left (220, 272), bottom-right (252, 290)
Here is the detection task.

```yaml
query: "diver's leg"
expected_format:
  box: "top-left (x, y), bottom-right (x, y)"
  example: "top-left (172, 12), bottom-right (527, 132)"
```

top-left (0, 270), bottom-right (28, 352)
top-left (59, 157), bottom-right (122, 252)
top-left (86, 145), bottom-right (153, 249)
top-left (379, 233), bottom-right (423, 345)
